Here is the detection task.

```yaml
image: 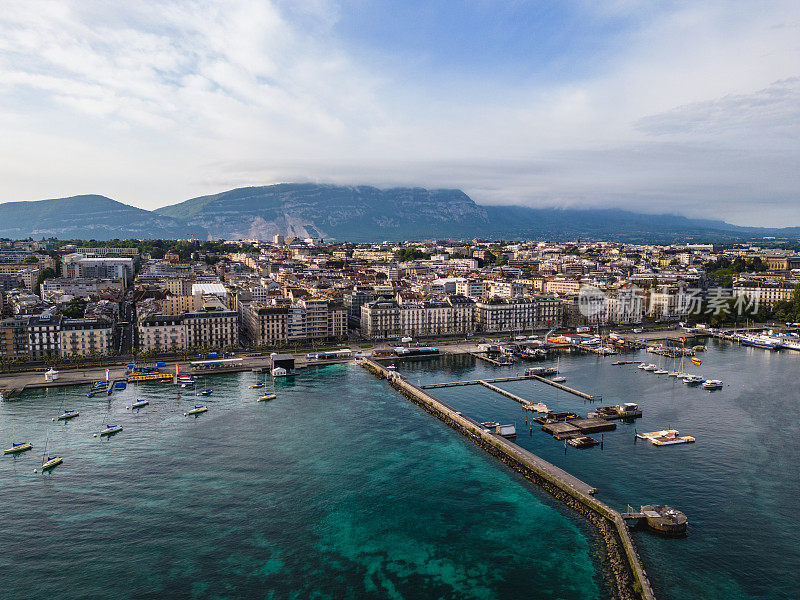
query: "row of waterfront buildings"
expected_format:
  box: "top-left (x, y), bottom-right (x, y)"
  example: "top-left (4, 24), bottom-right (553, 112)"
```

top-left (1, 237), bottom-right (800, 361)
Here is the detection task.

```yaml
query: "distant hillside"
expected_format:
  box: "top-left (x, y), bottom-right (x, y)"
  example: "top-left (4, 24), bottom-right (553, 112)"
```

top-left (480, 206), bottom-right (800, 243)
top-left (0, 195), bottom-right (207, 241)
top-left (155, 184), bottom-right (488, 241)
top-left (1, 186), bottom-right (798, 242)
top-left (155, 183), bottom-right (800, 242)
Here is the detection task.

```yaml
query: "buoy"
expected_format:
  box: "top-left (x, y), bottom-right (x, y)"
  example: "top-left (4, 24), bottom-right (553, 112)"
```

top-left (33, 468), bottom-right (38, 473)
top-left (93, 433), bottom-right (97, 437)
top-left (183, 412), bottom-right (188, 416)
top-left (126, 406), bottom-right (130, 410)
top-left (51, 418), bottom-right (55, 421)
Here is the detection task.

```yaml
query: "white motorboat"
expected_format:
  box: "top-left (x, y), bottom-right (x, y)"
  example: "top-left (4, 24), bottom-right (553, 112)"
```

top-left (702, 379), bottom-right (723, 390)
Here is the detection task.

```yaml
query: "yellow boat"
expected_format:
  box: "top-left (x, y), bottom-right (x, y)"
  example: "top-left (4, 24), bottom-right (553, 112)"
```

top-left (186, 405), bottom-right (208, 416)
top-left (258, 393), bottom-right (277, 402)
top-left (4, 442), bottom-right (33, 455)
top-left (691, 357), bottom-right (702, 366)
top-left (41, 456), bottom-right (63, 471)
top-left (250, 383), bottom-right (265, 389)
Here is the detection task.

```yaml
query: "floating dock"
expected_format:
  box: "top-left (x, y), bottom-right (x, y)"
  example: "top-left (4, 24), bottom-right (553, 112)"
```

top-left (361, 358), bottom-right (657, 600)
top-left (421, 374), bottom-right (537, 388)
top-left (421, 373), bottom-right (599, 401)
top-left (478, 380), bottom-right (531, 407)
top-left (528, 373), bottom-right (599, 401)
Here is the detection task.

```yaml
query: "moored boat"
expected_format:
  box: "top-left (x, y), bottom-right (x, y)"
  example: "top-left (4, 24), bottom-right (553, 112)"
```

top-left (41, 456), bottom-right (63, 471)
top-left (129, 399), bottom-right (149, 409)
top-left (258, 393), bottom-right (277, 402)
top-left (637, 429), bottom-right (695, 446)
top-left (57, 410), bottom-right (79, 420)
top-left (702, 379), bottom-right (723, 390)
top-left (98, 424), bottom-right (123, 436)
top-left (691, 357), bottom-right (702, 366)
top-left (186, 405), bottom-right (208, 416)
top-left (4, 442), bottom-right (33, 455)
top-left (682, 375), bottom-right (705, 385)
top-left (200, 389), bottom-right (213, 396)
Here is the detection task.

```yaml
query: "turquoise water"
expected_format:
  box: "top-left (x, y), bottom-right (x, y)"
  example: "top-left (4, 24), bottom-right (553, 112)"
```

top-left (399, 342), bottom-right (800, 600)
top-left (0, 365), bottom-right (603, 599)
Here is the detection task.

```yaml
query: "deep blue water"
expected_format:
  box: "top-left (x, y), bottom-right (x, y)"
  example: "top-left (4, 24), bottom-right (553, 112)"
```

top-left (398, 341), bottom-right (800, 600)
top-left (1, 364), bottom-right (602, 599)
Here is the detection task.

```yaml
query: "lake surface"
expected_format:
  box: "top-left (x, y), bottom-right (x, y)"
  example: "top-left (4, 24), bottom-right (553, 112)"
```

top-left (1, 364), bottom-right (603, 600)
top-left (398, 341), bottom-right (800, 600)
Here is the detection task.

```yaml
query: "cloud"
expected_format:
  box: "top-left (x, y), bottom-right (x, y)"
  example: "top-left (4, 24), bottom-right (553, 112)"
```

top-left (0, 0), bottom-right (798, 227)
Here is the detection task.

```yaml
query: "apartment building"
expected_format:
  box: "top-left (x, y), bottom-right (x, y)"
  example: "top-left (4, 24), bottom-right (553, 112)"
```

top-left (474, 297), bottom-right (561, 333)
top-left (62, 254), bottom-right (135, 286)
top-left (184, 304), bottom-right (238, 350)
top-left (361, 295), bottom-right (477, 339)
top-left (27, 314), bottom-right (62, 360)
top-left (488, 280), bottom-right (524, 298)
top-left (732, 282), bottom-right (798, 309)
top-left (59, 319), bottom-right (113, 357)
top-left (242, 304), bottom-right (288, 346)
top-left (455, 279), bottom-right (485, 299)
top-left (41, 277), bottom-right (124, 298)
top-left (138, 315), bottom-right (187, 352)
top-left (0, 317), bottom-right (29, 358)
top-left (361, 299), bottom-right (401, 339)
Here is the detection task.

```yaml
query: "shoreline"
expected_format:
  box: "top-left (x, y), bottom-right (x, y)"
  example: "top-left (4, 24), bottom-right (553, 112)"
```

top-left (361, 357), bottom-right (655, 600)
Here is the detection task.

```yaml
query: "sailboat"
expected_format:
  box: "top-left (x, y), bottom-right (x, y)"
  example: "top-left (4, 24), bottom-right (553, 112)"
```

top-left (39, 433), bottom-right (62, 472)
top-left (250, 373), bottom-right (266, 389)
top-left (5, 417), bottom-right (33, 454)
top-left (258, 392), bottom-right (277, 402)
top-left (54, 390), bottom-right (79, 421)
top-left (97, 424), bottom-right (123, 437)
top-left (551, 355), bottom-right (566, 382)
top-left (4, 419), bottom-right (33, 455)
top-left (5, 441), bottom-right (33, 454)
top-left (185, 382), bottom-right (208, 415)
top-left (94, 400), bottom-right (122, 437)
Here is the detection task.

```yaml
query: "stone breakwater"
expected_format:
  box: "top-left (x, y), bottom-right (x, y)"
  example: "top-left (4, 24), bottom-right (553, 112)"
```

top-left (361, 359), bottom-right (655, 600)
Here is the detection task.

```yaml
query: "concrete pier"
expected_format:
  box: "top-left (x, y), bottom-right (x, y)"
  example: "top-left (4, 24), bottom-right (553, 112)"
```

top-left (478, 380), bottom-right (531, 407)
top-left (361, 358), bottom-right (655, 600)
top-left (421, 374), bottom-right (537, 388)
top-left (528, 373), bottom-right (598, 400)
top-left (423, 372), bottom-right (599, 401)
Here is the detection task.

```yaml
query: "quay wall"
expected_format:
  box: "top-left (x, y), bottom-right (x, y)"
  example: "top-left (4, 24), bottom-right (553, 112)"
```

top-left (361, 358), bottom-right (655, 600)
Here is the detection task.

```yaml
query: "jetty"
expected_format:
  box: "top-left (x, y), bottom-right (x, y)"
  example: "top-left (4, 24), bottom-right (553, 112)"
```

top-left (479, 381), bottom-right (530, 405)
top-left (421, 373), bottom-right (599, 401)
top-left (529, 373), bottom-right (598, 400)
top-left (361, 358), bottom-right (657, 600)
top-left (421, 374), bottom-right (537, 388)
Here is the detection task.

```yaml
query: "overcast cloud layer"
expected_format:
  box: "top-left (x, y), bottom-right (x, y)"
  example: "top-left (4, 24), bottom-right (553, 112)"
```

top-left (0, 0), bottom-right (798, 226)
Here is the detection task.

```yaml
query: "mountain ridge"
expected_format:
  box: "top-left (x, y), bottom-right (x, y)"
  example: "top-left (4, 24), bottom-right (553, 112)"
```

top-left (2, 185), bottom-right (798, 242)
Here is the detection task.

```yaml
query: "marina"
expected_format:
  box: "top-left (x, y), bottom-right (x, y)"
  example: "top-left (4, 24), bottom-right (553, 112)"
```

top-left (364, 357), bottom-right (657, 600)
top-left (2, 342), bottom-right (799, 600)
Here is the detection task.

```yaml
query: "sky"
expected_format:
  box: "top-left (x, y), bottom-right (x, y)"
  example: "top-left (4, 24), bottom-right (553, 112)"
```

top-left (0, 0), bottom-right (798, 226)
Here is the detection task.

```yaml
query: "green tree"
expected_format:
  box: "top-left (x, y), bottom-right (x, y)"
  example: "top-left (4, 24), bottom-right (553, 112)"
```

top-left (35, 267), bottom-right (56, 295)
